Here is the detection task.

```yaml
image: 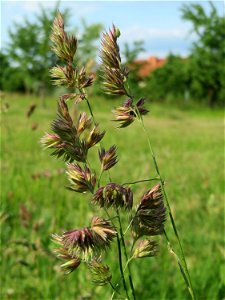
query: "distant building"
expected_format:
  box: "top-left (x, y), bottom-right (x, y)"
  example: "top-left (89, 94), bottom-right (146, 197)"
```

top-left (133, 56), bottom-right (166, 77)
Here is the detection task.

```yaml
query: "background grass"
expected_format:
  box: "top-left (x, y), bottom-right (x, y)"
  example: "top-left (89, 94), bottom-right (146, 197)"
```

top-left (1, 93), bottom-right (224, 300)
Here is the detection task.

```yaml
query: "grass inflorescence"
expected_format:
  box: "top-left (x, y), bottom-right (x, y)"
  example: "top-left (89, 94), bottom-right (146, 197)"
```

top-left (1, 12), bottom-right (224, 300)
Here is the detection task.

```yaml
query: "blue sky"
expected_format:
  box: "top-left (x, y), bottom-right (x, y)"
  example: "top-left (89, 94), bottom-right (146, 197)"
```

top-left (1, 1), bottom-right (224, 58)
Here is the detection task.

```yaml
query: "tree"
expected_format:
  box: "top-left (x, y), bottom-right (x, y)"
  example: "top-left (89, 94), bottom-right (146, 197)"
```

top-left (75, 19), bottom-right (103, 70)
top-left (122, 41), bottom-right (145, 97)
top-left (2, 3), bottom-right (103, 103)
top-left (123, 40), bottom-right (145, 64)
top-left (4, 3), bottom-right (69, 102)
top-left (181, 1), bottom-right (225, 107)
top-left (145, 54), bottom-right (191, 103)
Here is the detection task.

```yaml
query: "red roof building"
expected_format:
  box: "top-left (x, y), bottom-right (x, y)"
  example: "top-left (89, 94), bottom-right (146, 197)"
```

top-left (134, 56), bottom-right (166, 77)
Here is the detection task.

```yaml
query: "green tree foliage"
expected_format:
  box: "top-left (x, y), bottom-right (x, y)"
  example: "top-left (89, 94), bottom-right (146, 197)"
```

top-left (2, 3), bottom-right (69, 96)
top-left (75, 19), bottom-right (103, 69)
top-left (181, 1), bottom-right (225, 106)
top-left (1, 4), bottom-right (103, 98)
top-left (144, 2), bottom-right (224, 107)
top-left (122, 41), bottom-right (145, 98)
top-left (145, 55), bottom-right (191, 104)
top-left (1, 4), bottom-right (68, 95)
top-left (123, 41), bottom-right (145, 65)
top-left (0, 51), bottom-right (26, 92)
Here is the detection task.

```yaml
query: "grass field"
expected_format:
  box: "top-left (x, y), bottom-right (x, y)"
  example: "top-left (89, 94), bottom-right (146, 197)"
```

top-left (1, 93), bottom-right (224, 300)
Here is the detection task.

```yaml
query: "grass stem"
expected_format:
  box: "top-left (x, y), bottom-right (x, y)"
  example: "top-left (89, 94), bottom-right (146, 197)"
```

top-left (139, 117), bottom-right (196, 300)
top-left (117, 208), bottom-right (136, 300)
top-left (104, 209), bottom-right (130, 300)
top-left (109, 282), bottom-right (126, 299)
top-left (84, 93), bottom-right (131, 299)
top-left (122, 177), bottom-right (159, 186)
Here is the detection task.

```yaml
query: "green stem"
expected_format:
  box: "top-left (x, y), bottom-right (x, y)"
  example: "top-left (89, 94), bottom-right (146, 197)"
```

top-left (83, 91), bottom-right (132, 299)
top-left (109, 282), bottom-right (126, 299)
top-left (122, 179), bottom-right (161, 237)
top-left (116, 232), bottom-right (130, 300)
top-left (123, 219), bottom-right (133, 236)
top-left (123, 257), bottom-right (134, 273)
top-left (123, 212), bottom-right (139, 236)
top-left (98, 168), bottom-right (103, 188)
top-left (139, 117), bottom-right (196, 300)
top-left (111, 249), bottom-right (135, 299)
top-left (163, 230), bottom-right (195, 300)
top-left (122, 177), bottom-right (159, 186)
top-left (130, 239), bottom-right (136, 256)
top-left (117, 209), bottom-right (136, 300)
top-left (104, 208), bottom-right (130, 300)
top-left (82, 91), bottom-right (112, 183)
top-left (81, 92), bottom-right (96, 124)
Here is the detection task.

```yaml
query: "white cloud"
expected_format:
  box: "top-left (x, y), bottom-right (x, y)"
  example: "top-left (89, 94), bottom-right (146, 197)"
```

top-left (118, 24), bottom-right (194, 58)
top-left (120, 25), bottom-right (189, 43)
top-left (19, 1), bottom-right (100, 19)
top-left (22, 1), bottom-right (40, 12)
top-left (12, 15), bottom-right (24, 24)
top-left (65, 2), bottom-right (100, 17)
top-left (21, 1), bottom-right (56, 13)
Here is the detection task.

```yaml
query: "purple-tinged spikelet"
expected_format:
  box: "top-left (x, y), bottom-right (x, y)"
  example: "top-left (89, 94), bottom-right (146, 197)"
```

top-left (100, 25), bottom-right (129, 96)
top-left (88, 259), bottom-right (112, 286)
top-left (113, 98), bottom-right (149, 128)
top-left (51, 12), bottom-right (77, 63)
top-left (50, 99), bottom-right (88, 162)
top-left (133, 239), bottom-right (158, 259)
top-left (93, 183), bottom-right (133, 210)
top-left (77, 67), bottom-right (94, 89)
top-left (132, 184), bottom-right (166, 239)
top-left (86, 125), bottom-right (105, 149)
top-left (76, 112), bottom-right (92, 136)
top-left (136, 98), bottom-right (149, 116)
top-left (52, 217), bottom-right (116, 261)
top-left (41, 132), bottom-right (62, 149)
top-left (113, 99), bottom-right (136, 128)
top-left (53, 246), bottom-right (81, 274)
top-left (66, 163), bottom-right (96, 193)
top-left (41, 97), bottom-right (106, 162)
top-left (50, 65), bottom-right (77, 88)
top-left (99, 145), bottom-right (118, 171)
top-left (91, 217), bottom-right (117, 249)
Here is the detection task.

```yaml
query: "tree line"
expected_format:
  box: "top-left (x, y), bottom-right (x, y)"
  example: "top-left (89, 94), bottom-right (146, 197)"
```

top-left (1, 2), bottom-right (224, 107)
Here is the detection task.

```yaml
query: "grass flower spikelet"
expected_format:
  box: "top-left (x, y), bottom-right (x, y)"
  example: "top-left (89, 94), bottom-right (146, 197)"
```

top-left (93, 183), bottom-right (133, 210)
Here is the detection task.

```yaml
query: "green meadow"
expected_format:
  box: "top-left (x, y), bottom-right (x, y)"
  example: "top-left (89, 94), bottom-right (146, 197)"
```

top-left (1, 93), bottom-right (224, 299)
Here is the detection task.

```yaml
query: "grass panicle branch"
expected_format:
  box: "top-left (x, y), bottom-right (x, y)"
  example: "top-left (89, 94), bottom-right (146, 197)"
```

top-left (101, 24), bottom-right (195, 300)
top-left (139, 116), bottom-right (196, 300)
top-left (41, 14), bottom-right (195, 300)
top-left (116, 208), bottom-right (136, 300)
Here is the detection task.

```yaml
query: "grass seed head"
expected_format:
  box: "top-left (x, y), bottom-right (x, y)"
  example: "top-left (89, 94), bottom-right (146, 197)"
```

top-left (53, 246), bottom-right (81, 274)
top-left (52, 217), bottom-right (116, 261)
top-left (86, 125), bottom-right (105, 149)
top-left (93, 183), bottom-right (133, 210)
top-left (88, 259), bottom-right (112, 286)
top-left (100, 25), bottom-right (129, 96)
top-left (132, 184), bottom-right (166, 239)
top-left (76, 112), bottom-right (92, 136)
top-left (99, 145), bottom-right (118, 171)
top-left (51, 12), bottom-right (77, 63)
top-left (50, 65), bottom-right (77, 88)
top-left (77, 67), bottom-right (94, 89)
top-left (113, 98), bottom-right (149, 128)
top-left (40, 133), bottom-right (61, 149)
top-left (133, 239), bottom-right (158, 259)
top-left (66, 163), bottom-right (96, 193)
